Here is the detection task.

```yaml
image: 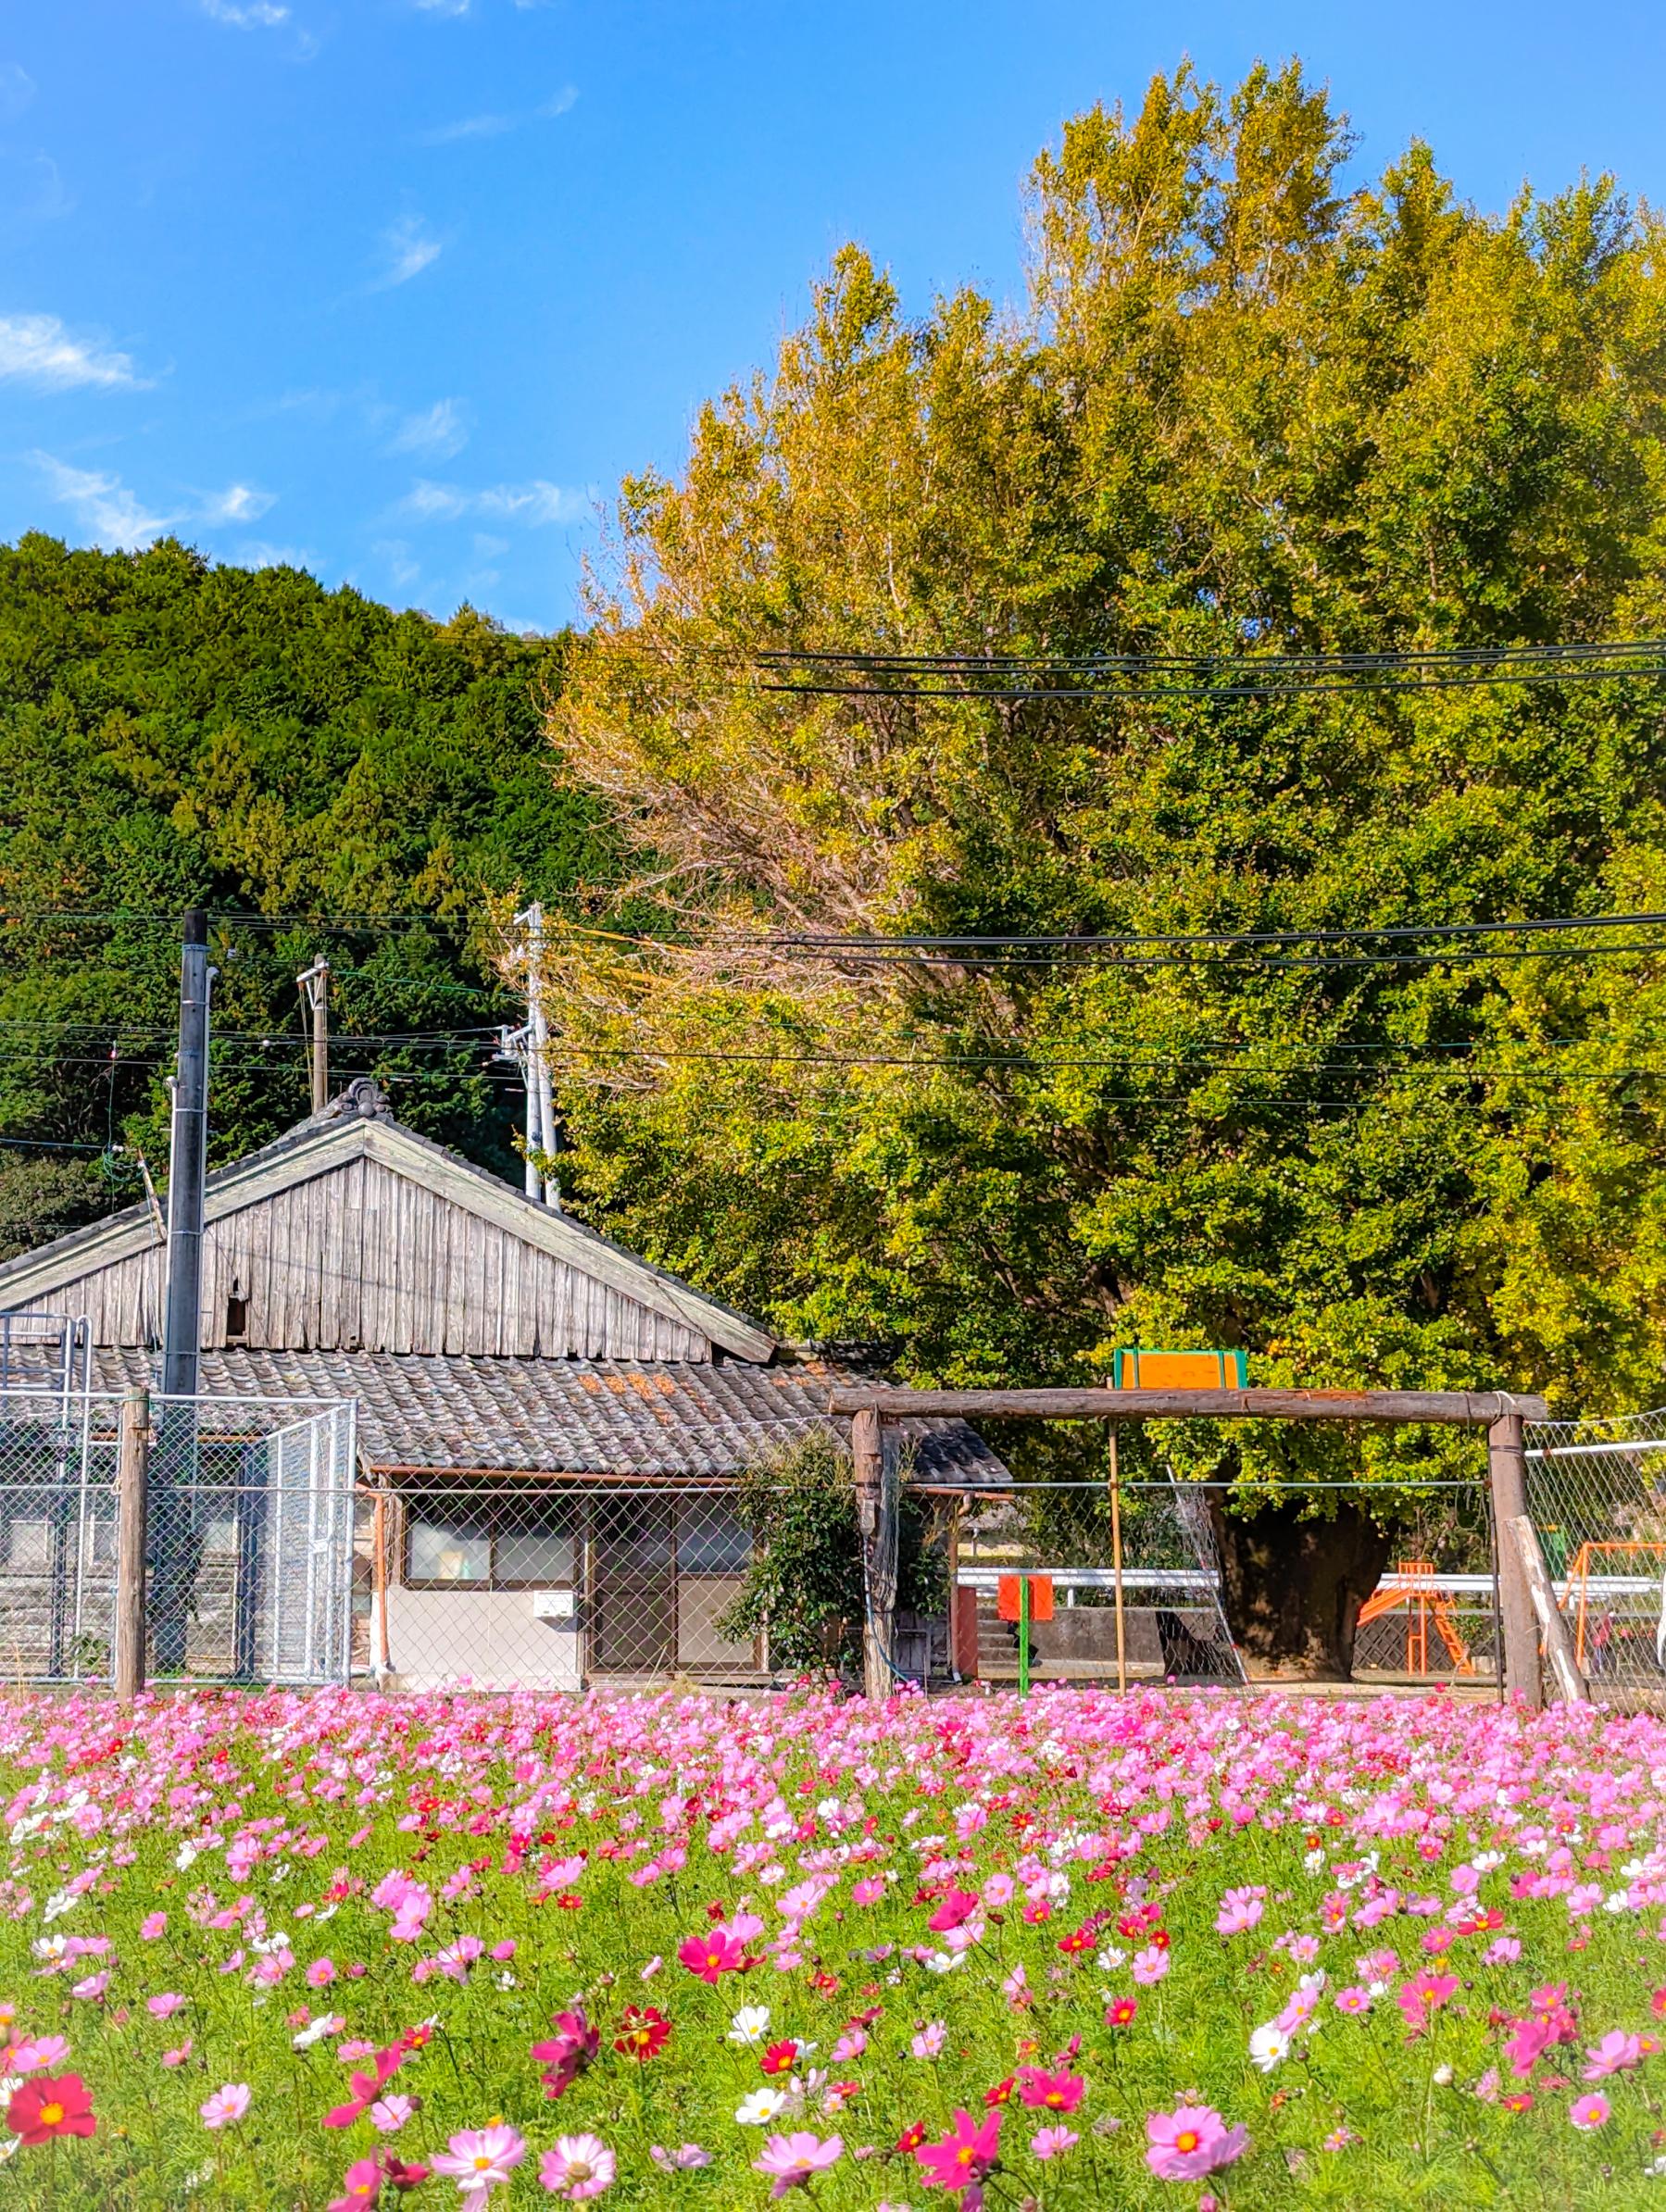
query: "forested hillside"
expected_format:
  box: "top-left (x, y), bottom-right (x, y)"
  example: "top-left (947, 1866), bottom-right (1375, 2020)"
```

top-left (0, 532), bottom-right (601, 1254)
top-left (547, 59), bottom-right (1666, 1471)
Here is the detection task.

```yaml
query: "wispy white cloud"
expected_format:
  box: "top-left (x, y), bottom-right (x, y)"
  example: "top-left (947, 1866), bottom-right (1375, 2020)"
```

top-left (197, 482), bottom-right (278, 525)
top-left (373, 539), bottom-right (422, 589)
top-left (398, 476), bottom-right (585, 525)
top-left (385, 398), bottom-right (470, 460)
top-left (410, 0), bottom-right (472, 14)
top-left (31, 454), bottom-right (172, 551)
top-left (0, 314), bottom-right (146, 391)
top-left (31, 453), bottom-right (280, 550)
top-left (234, 540), bottom-right (316, 570)
top-left (421, 83), bottom-right (575, 144)
top-left (0, 62), bottom-right (35, 119)
top-left (374, 214), bottom-right (444, 288)
top-left (201, 0), bottom-right (291, 23)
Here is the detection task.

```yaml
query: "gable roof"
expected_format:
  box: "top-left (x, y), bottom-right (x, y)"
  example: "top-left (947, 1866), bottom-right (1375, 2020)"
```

top-left (0, 1082), bottom-right (775, 1364)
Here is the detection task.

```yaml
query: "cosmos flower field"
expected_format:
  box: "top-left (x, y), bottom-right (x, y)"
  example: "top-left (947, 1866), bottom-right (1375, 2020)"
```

top-left (4, 1686), bottom-right (1666, 2208)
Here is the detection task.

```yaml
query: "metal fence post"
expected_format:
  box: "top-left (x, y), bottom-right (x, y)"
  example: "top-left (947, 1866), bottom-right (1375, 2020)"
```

top-left (114, 1386), bottom-right (150, 1702)
top-left (1488, 1406), bottom-right (1543, 1710)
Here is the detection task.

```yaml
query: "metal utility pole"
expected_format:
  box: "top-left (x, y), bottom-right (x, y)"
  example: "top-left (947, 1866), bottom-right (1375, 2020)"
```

top-left (517, 902), bottom-right (559, 1210)
top-left (155, 908), bottom-right (213, 1671)
top-left (162, 910), bottom-right (211, 1401)
top-left (296, 957), bottom-right (330, 1114)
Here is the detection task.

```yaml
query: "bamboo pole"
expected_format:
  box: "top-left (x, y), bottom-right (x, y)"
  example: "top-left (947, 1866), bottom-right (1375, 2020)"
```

top-left (114, 1386), bottom-right (150, 1703)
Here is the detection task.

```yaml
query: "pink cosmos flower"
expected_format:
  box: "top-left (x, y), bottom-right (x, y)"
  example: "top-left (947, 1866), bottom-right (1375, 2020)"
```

top-left (1215, 1887), bottom-right (1265, 1936)
top-left (831, 2028), bottom-right (867, 2062)
top-left (1031, 2124), bottom-right (1079, 2159)
top-left (1584, 2031), bottom-right (1642, 2081)
top-left (433, 2123), bottom-right (527, 2197)
top-left (539, 2132), bottom-right (615, 2200)
top-left (147, 1993), bottom-right (187, 2019)
top-left (140, 1913), bottom-right (167, 1941)
top-left (927, 1890), bottom-right (980, 1935)
top-left (162, 2040), bottom-right (193, 2068)
top-left (649, 2145), bottom-right (711, 2172)
top-left (308, 1958), bottom-right (339, 1988)
top-left (1131, 1945), bottom-right (1170, 1986)
top-left (1397, 1971), bottom-right (1459, 2028)
top-left (914, 2106), bottom-right (1001, 2191)
top-left (1145, 2105), bottom-right (1249, 2181)
top-left (370, 2094), bottom-right (417, 2133)
top-left (1570, 2093), bottom-right (1610, 2131)
top-left (752, 2131), bottom-right (844, 2196)
top-left (1482, 1938), bottom-right (1522, 1968)
top-left (200, 2082), bottom-right (252, 2130)
top-left (851, 1880), bottom-right (884, 1906)
top-left (1334, 1986), bottom-right (1372, 2016)
top-left (12, 2034), bottom-right (70, 2072)
top-left (70, 1971), bottom-right (109, 2002)
top-left (981, 1873), bottom-right (1015, 1908)
top-left (911, 2022), bottom-right (947, 2059)
top-left (328, 2156), bottom-right (382, 2211)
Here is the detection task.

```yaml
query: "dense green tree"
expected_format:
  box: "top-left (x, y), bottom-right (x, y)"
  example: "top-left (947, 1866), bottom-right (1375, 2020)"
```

top-left (0, 532), bottom-right (603, 1244)
top-left (544, 61), bottom-right (1666, 1664)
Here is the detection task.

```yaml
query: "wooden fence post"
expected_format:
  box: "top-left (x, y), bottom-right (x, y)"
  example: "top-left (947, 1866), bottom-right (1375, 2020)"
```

top-left (853, 1407), bottom-right (894, 1701)
top-left (1509, 1515), bottom-right (1585, 1704)
top-left (1488, 1406), bottom-right (1543, 1710)
top-left (114, 1385), bottom-right (150, 1703)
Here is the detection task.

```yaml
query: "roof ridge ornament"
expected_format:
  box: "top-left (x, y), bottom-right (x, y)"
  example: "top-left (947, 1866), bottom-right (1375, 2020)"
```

top-left (317, 1076), bottom-right (392, 1123)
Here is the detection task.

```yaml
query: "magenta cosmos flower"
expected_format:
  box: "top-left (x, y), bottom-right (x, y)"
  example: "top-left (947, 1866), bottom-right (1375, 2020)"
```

top-left (539, 2134), bottom-right (615, 2200)
top-left (752, 2131), bottom-right (844, 2196)
top-left (1145, 2105), bottom-right (1249, 2181)
top-left (914, 2107), bottom-right (1001, 2191)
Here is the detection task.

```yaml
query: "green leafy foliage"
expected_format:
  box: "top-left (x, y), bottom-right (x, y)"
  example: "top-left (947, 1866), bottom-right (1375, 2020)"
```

top-left (0, 533), bottom-right (610, 1234)
top-left (546, 60), bottom-right (1666, 1478)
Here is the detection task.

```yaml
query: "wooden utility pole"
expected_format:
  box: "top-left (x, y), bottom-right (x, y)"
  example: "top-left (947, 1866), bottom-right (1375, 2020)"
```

top-left (114, 1386), bottom-right (150, 1702)
top-left (1488, 1407), bottom-right (1544, 1709)
top-left (296, 957), bottom-right (330, 1114)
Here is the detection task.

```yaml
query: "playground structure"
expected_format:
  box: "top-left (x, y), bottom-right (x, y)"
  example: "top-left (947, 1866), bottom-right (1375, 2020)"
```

top-left (1561, 1539), bottom-right (1666, 1674)
top-left (1356, 1559), bottom-right (1481, 1677)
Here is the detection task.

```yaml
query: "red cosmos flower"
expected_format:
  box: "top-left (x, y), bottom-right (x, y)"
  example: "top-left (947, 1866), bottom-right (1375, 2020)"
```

top-left (759, 2040), bottom-right (800, 2077)
top-left (1652, 1989), bottom-right (1666, 2020)
top-left (376, 2152), bottom-right (429, 2192)
top-left (1106, 1996), bottom-right (1140, 2029)
top-left (677, 1931), bottom-right (747, 1983)
top-left (1017, 2067), bottom-right (1084, 2115)
top-left (1056, 1927), bottom-right (1094, 1956)
top-left (983, 2076), bottom-right (1016, 2106)
top-left (808, 1972), bottom-right (841, 1996)
top-left (7, 2072), bottom-right (97, 2144)
top-left (1149, 1928), bottom-right (1171, 1952)
top-left (895, 2121), bottom-right (929, 2153)
top-left (613, 2006), bottom-right (671, 2062)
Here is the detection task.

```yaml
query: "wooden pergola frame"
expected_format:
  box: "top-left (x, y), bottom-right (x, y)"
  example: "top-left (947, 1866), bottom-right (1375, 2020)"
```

top-left (829, 1383), bottom-right (1577, 1706)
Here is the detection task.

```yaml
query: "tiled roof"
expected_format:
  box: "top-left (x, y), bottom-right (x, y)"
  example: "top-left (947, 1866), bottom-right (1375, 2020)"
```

top-left (87, 1345), bottom-right (1006, 1483)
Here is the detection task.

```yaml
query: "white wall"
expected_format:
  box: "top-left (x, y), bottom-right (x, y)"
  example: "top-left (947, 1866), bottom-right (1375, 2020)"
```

top-left (382, 1583), bottom-right (582, 1692)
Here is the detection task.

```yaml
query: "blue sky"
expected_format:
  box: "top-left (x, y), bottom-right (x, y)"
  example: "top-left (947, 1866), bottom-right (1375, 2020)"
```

top-left (3, 2), bottom-right (1664, 632)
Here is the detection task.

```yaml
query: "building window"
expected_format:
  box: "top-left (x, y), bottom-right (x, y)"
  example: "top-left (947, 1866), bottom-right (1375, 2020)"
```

top-left (403, 1489), bottom-right (577, 1591)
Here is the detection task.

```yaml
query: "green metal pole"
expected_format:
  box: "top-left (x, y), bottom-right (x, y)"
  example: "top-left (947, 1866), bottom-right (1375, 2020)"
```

top-left (1018, 1572), bottom-right (1031, 1699)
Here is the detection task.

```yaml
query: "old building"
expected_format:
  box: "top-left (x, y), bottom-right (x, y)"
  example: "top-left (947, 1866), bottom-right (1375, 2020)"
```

top-left (0, 1079), bottom-right (998, 1688)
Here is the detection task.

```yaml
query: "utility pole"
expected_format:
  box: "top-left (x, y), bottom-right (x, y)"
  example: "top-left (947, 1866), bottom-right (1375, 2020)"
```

top-left (516, 902), bottom-right (559, 1210)
top-left (155, 907), bottom-right (213, 1672)
top-left (496, 1021), bottom-right (544, 1201)
top-left (296, 956), bottom-right (330, 1114)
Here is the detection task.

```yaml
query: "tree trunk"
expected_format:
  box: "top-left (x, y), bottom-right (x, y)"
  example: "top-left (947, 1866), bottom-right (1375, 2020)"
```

top-left (1209, 1499), bottom-right (1391, 1681)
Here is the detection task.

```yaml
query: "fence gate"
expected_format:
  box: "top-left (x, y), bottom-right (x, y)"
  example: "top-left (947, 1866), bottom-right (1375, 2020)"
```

top-left (1525, 1406), bottom-right (1666, 1698)
top-left (0, 1386), bottom-right (356, 1689)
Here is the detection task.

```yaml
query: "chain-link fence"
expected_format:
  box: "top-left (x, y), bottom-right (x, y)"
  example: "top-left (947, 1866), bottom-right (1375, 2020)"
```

top-left (0, 1387), bottom-right (355, 1689)
top-left (1525, 1406), bottom-right (1666, 1696)
top-left (360, 1479), bottom-right (766, 1692)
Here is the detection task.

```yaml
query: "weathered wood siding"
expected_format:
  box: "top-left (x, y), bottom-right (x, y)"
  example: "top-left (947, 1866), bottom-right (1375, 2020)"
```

top-left (13, 1157), bottom-right (712, 1360)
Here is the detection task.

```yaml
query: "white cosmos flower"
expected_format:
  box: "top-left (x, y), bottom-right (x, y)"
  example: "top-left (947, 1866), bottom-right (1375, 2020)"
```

top-left (1096, 1946), bottom-right (1126, 1973)
top-left (924, 1951), bottom-right (965, 1975)
top-left (1249, 2023), bottom-right (1291, 2072)
top-left (291, 2013), bottom-right (344, 2050)
top-left (728, 2006), bottom-right (771, 2045)
top-left (735, 2090), bottom-right (786, 2126)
